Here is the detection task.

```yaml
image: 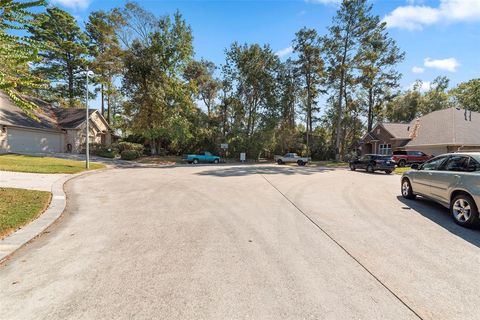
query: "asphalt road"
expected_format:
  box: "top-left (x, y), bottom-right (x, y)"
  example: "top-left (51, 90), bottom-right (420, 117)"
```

top-left (1, 164), bottom-right (479, 319)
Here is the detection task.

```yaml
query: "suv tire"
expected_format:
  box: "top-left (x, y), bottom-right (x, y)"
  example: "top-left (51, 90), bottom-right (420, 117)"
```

top-left (451, 194), bottom-right (480, 228)
top-left (401, 178), bottom-right (416, 200)
top-left (398, 159), bottom-right (406, 167)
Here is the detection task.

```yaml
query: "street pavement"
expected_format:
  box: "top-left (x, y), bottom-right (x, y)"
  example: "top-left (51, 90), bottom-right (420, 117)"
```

top-left (0, 164), bottom-right (479, 319)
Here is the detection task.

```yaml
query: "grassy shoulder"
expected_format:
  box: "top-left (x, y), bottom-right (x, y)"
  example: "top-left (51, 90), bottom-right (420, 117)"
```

top-left (394, 166), bottom-right (412, 174)
top-left (310, 160), bottom-right (349, 167)
top-left (135, 155), bottom-right (184, 165)
top-left (0, 154), bottom-right (105, 174)
top-left (0, 188), bottom-right (51, 239)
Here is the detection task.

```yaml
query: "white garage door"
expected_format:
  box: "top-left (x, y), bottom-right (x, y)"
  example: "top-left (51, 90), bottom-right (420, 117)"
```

top-left (7, 128), bottom-right (63, 153)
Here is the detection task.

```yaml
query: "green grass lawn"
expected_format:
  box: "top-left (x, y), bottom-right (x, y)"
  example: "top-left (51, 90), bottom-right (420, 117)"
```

top-left (394, 166), bottom-right (412, 174)
top-left (311, 161), bottom-right (349, 167)
top-left (0, 154), bottom-right (105, 174)
top-left (0, 188), bottom-right (51, 238)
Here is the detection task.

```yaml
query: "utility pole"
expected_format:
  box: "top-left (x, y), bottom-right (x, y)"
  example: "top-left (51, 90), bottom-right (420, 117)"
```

top-left (85, 68), bottom-right (90, 169)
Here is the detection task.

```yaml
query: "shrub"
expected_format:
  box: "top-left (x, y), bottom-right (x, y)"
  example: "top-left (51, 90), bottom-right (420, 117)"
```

top-left (115, 142), bottom-right (144, 154)
top-left (97, 150), bottom-right (116, 159)
top-left (120, 150), bottom-right (140, 160)
top-left (80, 142), bottom-right (104, 155)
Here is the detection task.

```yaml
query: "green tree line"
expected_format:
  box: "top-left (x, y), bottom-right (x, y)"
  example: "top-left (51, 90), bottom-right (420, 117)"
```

top-left (2, 0), bottom-right (479, 160)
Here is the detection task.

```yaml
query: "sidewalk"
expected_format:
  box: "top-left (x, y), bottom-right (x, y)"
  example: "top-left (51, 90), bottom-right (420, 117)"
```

top-left (0, 171), bottom-right (69, 191)
top-left (0, 170), bottom-right (98, 263)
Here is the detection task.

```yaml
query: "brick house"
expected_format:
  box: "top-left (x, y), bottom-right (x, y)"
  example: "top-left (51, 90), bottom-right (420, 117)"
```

top-left (355, 107), bottom-right (480, 156)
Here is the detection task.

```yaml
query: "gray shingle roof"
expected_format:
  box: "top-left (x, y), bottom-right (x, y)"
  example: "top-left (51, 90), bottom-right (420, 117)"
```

top-left (56, 108), bottom-right (97, 129)
top-left (381, 123), bottom-right (411, 139)
top-left (406, 107), bottom-right (480, 146)
top-left (0, 91), bottom-right (60, 131)
top-left (0, 91), bottom-right (99, 131)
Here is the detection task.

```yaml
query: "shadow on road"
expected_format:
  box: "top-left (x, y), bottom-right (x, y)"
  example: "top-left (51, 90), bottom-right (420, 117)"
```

top-left (397, 196), bottom-right (480, 248)
top-left (195, 164), bottom-right (339, 177)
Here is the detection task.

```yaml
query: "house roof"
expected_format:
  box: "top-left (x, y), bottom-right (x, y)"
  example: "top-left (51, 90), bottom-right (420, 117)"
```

top-left (406, 107), bottom-right (480, 147)
top-left (56, 108), bottom-right (97, 129)
top-left (381, 123), bottom-right (411, 139)
top-left (0, 91), bottom-right (60, 131)
top-left (0, 91), bottom-right (106, 132)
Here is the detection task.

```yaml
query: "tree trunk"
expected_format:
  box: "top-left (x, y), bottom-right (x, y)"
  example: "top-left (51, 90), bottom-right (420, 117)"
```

top-left (68, 65), bottom-right (74, 108)
top-left (367, 86), bottom-right (374, 132)
top-left (107, 88), bottom-right (111, 124)
top-left (335, 71), bottom-right (345, 161)
top-left (101, 84), bottom-right (104, 117)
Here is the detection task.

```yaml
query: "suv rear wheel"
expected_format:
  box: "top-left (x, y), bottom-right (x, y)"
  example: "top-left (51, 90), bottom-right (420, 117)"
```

top-left (366, 164), bottom-right (374, 173)
top-left (451, 194), bottom-right (479, 228)
top-left (398, 159), bottom-right (406, 167)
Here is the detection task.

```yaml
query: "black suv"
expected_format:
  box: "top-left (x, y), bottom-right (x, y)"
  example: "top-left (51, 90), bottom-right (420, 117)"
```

top-left (349, 154), bottom-right (395, 174)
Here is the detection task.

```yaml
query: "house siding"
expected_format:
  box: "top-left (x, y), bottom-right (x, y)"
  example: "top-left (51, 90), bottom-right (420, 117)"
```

top-left (360, 125), bottom-right (404, 155)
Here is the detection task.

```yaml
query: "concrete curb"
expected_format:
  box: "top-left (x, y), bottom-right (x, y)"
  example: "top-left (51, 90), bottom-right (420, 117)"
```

top-left (0, 168), bottom-right (106, 264)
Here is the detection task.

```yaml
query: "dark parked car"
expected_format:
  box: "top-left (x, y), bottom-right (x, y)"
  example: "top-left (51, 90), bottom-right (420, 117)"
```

top-left (392, 150), bottom-right (433, 167)
top-left (349, 154), bottom-right (396, 174)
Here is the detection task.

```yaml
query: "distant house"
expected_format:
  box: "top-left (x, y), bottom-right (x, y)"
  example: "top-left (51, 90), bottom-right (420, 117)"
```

top-left (356, 107), bottom-right (480, 156)
top-left (0, 91), bottom-right (113, 154)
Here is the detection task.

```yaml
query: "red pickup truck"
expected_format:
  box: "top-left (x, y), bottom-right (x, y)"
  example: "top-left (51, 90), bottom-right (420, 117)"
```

top-left (392, 150), bottom-right (433, 167)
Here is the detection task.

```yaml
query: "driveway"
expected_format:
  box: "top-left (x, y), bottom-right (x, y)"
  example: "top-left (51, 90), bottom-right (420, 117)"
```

top-left (0, 164), bottom-right (479, 319)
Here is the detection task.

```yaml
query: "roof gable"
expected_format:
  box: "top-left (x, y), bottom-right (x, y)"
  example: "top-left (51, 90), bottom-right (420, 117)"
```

top-left (407, 107), bottom-right (480, 146)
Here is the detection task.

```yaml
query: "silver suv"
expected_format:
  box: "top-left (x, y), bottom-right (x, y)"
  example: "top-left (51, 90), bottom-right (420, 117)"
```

top-left (401, 153), bottom-right (480, 228)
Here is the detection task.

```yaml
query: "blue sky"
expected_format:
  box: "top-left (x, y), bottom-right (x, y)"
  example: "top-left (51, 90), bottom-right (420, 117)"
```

top-left (50, 0), bottom-right (480, 99)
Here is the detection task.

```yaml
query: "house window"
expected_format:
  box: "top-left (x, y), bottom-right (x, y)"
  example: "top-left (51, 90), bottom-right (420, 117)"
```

top-left (379, 144), bottom-right (392, 155)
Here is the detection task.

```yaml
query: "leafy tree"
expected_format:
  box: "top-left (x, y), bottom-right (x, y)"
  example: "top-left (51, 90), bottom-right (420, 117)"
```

top-left (86, 9), bottom-right (124, 122)
top-left (29, 7), bottom-right (90, 107)
top-left (420, 76), bottom-right (452, 114)
top-left (0, 0), bottom-right (46, 114)
top-left (222, 42), bottom-right (281, 158)
top-left (122, 11), bottom-right (195, 154)
top-left (184, 59), bottom-right (221, 118)
top-left (292, 28), bottom-right (324, 155)
top-left (323, 0), bottom-right (378, 160)
top-left (114, 2), bottom-right (157, 48)
top-left (357, 15), bottom-right (404, 131)
top-left (276, 59), bottom-right (299, 153)
top-left (450, 79), bottom-right (480, 112)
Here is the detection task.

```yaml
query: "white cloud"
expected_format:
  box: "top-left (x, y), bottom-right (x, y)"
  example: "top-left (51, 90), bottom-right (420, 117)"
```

top-left (275, 46), bottom-right (293, 58)
top-left (50, 0), bottom-right (92, 10)
top-left (412, 66), bottom-right (425, 74)
top-left (424, 57), bottom-right (460, 72)
top-left (383, 0), bottom-right (480, 30)
top-left (409, 81), bottom-right (431, 92)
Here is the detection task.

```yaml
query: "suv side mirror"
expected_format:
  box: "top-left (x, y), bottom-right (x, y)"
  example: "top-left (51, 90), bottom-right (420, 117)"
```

top-left (411, 163), bottom-right (420, 170)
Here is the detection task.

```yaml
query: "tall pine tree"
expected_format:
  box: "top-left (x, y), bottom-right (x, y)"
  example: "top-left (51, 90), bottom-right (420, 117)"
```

top-left (29, 7), bottom-right (90, 107)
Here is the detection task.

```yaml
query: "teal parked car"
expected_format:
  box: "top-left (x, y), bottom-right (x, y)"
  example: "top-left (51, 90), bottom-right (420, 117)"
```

top-left (184, 152), bottom-right (220, 164)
